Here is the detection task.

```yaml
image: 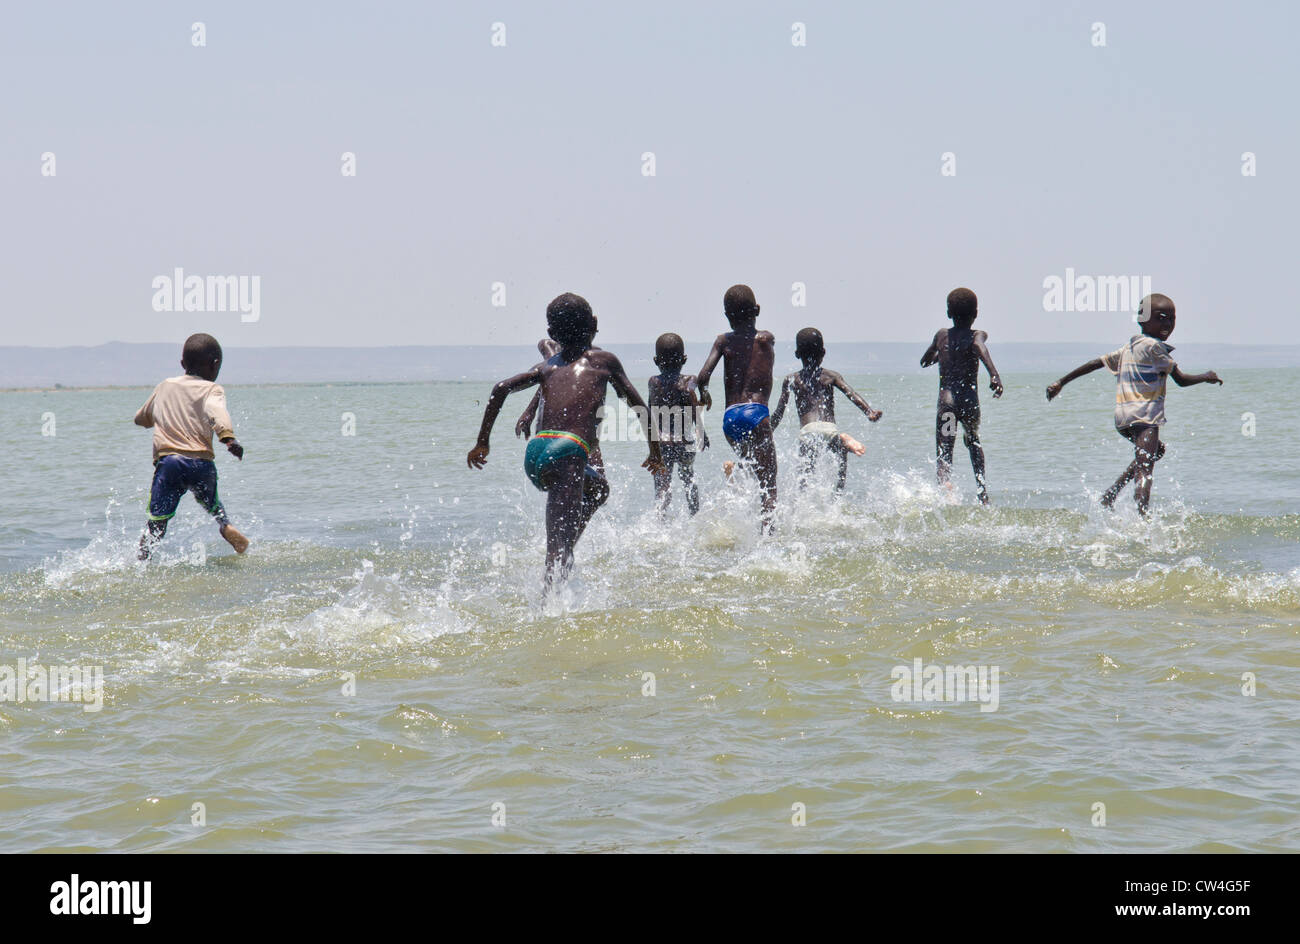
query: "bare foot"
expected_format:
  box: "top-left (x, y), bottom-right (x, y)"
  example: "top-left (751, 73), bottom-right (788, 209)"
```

top-left (840, 433), bottom-right (866, 456)
top-left (220, 523), bottom-right (249, 553)
top-left (722, 461), bottom-right (736, 480)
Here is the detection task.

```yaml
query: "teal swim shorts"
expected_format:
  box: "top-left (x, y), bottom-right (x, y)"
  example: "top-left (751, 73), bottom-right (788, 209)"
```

top-left (524, 430), bottom-right (602, 491)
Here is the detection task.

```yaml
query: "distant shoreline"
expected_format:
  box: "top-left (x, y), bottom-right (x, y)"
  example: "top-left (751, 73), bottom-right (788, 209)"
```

top-left (4, 341), bottom-right (1297, 390)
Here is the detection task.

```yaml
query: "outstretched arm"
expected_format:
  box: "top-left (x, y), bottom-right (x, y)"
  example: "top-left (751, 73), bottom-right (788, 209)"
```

top-left (920, 331), bottom-right (941, 368)
top-left (694, 335), bottom-right (725, 410)
top-left (134, 389), bottom-right (157, 428)
top-left (975, 333), bottom-right (1004, 398)
top-left (687, 386), bottom-right (710, 451)
top-left (833, 373), bottom-right (882, 421)
top-left (608, 356), bottom-right (664, 473)
top-left (1171, 366), bottom-right (1223, 387)
top-left (468, 367), bottom-right (542, 468)
top-left (1046, 359), bottom-right (1103, 400)
top-left (769, 376), bottom-right (792, 430)
top-left (514, 389), bottom-right (543, 439)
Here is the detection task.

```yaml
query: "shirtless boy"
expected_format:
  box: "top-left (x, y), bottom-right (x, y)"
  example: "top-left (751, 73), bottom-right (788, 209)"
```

top-left (468, 294), bottom-right (662, 589)
top-left (771, 327), bottom-right (882, 491)
top-left (696, 285), bottom-right (778, 532)
top-left (920, 287), bottom-right (1004, 503)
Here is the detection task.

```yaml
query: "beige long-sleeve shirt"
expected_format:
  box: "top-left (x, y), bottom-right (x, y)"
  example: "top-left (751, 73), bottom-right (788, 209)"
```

top-left (134, 374), bottom-right (235, 461)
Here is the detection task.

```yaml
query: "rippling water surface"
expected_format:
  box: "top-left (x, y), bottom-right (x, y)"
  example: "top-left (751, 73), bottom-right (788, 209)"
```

top-left (1, 371), bottom-right (1297, 852)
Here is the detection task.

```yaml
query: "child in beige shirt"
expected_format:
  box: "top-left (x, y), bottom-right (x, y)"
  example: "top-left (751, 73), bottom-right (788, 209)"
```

top-left (134, 333), bottom-right (249, 559)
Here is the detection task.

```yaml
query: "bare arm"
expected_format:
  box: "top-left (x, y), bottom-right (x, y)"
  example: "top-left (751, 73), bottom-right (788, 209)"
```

top-left (686, 385), bottom-right (710, 450)
top-left (694, 335), bottom-right (726, 410)
top-left (769, 375), bottom-right (792, 430)
top-left (974, 333), bottom-right (1004, 398)
top-left (833, 372), bottom-right (882, 421)
top-left (514, 388), bottom-right (543, 439)
top-left (468, 367), bottom-right (542, 468)
top-left (920, 331), bottom-right (941, 368)
top-left (607, 356), bottom-right (664, 472)
top-left (1046, 358), bottom-right (1104, 400)
top-left (1171, 366), bottom-right (1223, 387)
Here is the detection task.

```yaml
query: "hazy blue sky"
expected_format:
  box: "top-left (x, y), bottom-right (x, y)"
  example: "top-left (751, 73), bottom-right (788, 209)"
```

top-left (2, 1), bottom-right (1295, 348)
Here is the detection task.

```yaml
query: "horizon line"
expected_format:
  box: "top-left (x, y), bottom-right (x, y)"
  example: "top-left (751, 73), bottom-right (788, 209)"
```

top-left (3, 339), bottom-right (1290, 351)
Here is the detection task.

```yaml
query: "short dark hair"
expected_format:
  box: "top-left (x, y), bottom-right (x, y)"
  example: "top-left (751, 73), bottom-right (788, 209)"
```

top-left (947, 287), bottom-right (977, 323)
top-left (546, 293), bottom-right (596, 346)
top-left (655, 332), bottom-right (685, 366)
top-left (794, 327), bottom-right (824, 361)
top-left (181, 333), bottom-right (222, 371)
top-left (1137, 293), bottom-right (1175, 322)
top-left (723, 284), bottom-right (759, 320)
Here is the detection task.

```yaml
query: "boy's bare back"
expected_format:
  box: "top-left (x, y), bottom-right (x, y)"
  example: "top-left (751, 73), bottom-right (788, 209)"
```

top-left (787, 368), bottom-right (845, 425)
top-left (533, 348), bottom-right (626, 445)
top-left (925, 327), bottom-right (987, 397)
top-left (648, 372), bottom-right (697, 410)
top-left (711, 329), bottom-right (776, 407)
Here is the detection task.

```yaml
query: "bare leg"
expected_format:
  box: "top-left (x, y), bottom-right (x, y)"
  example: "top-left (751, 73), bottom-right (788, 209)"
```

top-left (1101, 462), bottom-right (1138, 508)
top-left (573, 470), bottom-right (609, 545)
top-left (1102, 430), bottom-right (1163, 510)
top-left (653, 462), bottom-right (673, 514)
top-left (963, 422), bottom-right (988, 505)
top-left (678, 458), bottom-right (699, 515)
top-left (752, 421), bottom-right (778, 533)
top-left (220, 523), bottom-right (249, 553)
top-left (796, 438), bottom-right (817, 491)
top-left (543, 455), bottom-right (592, 591)
top-left (1132, 427), bottom-right (1161, 516)
top-left (834, 438), bottom-right (849, 491)
top-left (936, 409), bottom-right (956, 489)
top-left (137, 519), bottom-right (168, 561)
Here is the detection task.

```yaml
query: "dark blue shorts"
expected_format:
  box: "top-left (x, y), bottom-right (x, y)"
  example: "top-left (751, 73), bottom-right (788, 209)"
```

top-left (722, 402), bottom-right (770, 442)
top-left (148, 455), bottom-right (228, 525)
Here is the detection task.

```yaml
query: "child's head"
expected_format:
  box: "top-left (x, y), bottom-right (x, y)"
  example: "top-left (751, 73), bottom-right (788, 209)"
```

top-left (947, 287), bottom-right (977, 327)
top-left (654, 333), bottom-right (686, 371)
top-left (546, 293), bottom-right (597, 349)
top-left (723, 284), bottom-right (760, 326)
top-left (181, 333), bottom-right (223, 381)
top-left (1137, 293), bottom-right (1176, 340)
top-left (794, 327), bottom-right (825, 365)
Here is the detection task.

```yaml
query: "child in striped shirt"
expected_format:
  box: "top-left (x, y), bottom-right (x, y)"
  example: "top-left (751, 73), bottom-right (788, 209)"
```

top-left (1046, 294), bottom-right (1222, 515)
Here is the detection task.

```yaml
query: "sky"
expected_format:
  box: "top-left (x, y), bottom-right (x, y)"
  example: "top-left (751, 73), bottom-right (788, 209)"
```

top-left (1, 1), bottom-right (1295, 348)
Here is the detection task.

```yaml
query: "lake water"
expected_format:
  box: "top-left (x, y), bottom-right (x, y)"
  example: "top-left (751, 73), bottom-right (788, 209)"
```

top-left (1, 367), bottom-right (1297, 851)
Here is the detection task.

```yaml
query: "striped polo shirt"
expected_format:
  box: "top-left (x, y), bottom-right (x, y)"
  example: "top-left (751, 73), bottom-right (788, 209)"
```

top-left (1101, 335), bottom-right (1177, 429)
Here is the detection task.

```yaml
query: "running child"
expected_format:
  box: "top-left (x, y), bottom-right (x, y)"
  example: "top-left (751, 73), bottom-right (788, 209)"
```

top-left (696, 284), bottom-right (778, 532)
top-left (134, 333), bottom-right (248, 560)
top-left (920, 287), bottom-right (1004, 503)
top-left (770, 327), bottom-right (882, 491)
top-left (515, 338), bottom-right (606, 476)
top-left (1046, 293), bottom-right (1222, 515)
top-left (647, 333), bottom-right (708, 515)
top-left (468, 293), bottom-right (663, 590)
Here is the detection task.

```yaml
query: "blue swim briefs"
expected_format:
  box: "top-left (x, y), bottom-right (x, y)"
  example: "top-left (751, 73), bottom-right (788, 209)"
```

top-left (722, 402), bottom-right (770, 442)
